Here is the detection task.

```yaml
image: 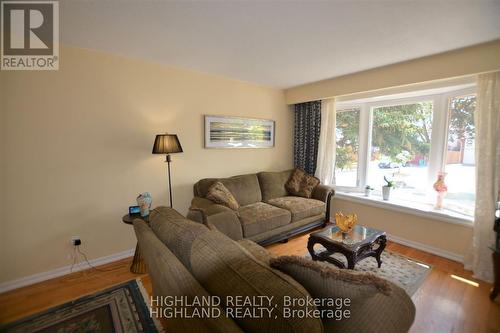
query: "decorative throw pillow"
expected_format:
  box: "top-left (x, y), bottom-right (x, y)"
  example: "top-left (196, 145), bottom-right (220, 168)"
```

top-left (285, 168), bottom-right (320, 198)
top-left (270, 256), bottom-right (415, 333)
top-left (206, 181), bottom-right (240, 210)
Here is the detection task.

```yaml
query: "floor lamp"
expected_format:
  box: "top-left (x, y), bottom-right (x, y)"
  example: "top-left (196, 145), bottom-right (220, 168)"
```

top-left (152, 134), bottom-right (183, 208)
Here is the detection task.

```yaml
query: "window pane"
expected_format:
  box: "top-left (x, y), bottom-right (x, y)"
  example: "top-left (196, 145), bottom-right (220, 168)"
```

top-left (367, 102), bottom-right (433, 201)
top-left (335, 108), bottom-right (360, 187)
top-left (444, 94), bottom-right (476, 216)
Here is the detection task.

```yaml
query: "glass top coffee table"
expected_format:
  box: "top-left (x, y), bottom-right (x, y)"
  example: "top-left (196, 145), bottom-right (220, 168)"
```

top-left (307, 224), bottom-right (387, 269)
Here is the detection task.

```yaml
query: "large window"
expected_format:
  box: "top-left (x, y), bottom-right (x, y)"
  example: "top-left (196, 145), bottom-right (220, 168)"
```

top-left (334, 86), bottom-right (476, 218)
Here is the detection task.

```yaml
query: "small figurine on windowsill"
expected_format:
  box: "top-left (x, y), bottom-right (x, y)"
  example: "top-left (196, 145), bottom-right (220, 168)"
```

top-left (433, 172), bottom-right (448, 210)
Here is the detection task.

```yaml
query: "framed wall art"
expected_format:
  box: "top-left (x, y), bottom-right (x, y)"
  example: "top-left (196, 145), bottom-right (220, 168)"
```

top-left (204, 115), bottom-right (275, 148)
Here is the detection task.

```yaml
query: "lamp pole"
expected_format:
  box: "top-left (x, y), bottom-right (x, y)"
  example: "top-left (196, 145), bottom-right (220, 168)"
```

top-left (166, 154), bottom-right (173, 208)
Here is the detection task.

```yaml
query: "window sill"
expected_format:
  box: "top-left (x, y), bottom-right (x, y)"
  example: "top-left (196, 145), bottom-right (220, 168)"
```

top-left (334, 192), bottom-right (474, 228)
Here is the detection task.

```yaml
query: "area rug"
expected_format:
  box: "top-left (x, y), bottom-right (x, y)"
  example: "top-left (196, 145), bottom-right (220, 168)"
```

top-left (1, 279), bottom-right (163, 333)
top-left (305, 250), bottom-right (431, 296)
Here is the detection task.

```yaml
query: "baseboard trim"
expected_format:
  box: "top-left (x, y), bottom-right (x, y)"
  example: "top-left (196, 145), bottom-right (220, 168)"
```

top-left (0, 235), bottom-right (464, 293)
top-left (0, 248), bottom-right (135, 294)
top-left (387, 234), bottom-right (464, 263)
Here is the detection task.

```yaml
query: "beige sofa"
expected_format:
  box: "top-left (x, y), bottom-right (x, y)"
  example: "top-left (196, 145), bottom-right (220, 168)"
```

top-left (187, 170), bottom-right (334, 245)
top-left (134, 207), bottom-right (415, 333)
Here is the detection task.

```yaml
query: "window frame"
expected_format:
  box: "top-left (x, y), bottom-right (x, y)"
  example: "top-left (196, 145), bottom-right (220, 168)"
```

top-left (334, 105), bottom-right (363, 189)
top-left (440, 88), bottom-right (478, 216)
top-left (440, 88), bottom-right (478, 172)
top-left (334, 86), bottom-right (477, 206)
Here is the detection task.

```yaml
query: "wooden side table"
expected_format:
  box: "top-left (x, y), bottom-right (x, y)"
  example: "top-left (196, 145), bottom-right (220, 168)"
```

top-left (122, 214), bottom-right (149, 274)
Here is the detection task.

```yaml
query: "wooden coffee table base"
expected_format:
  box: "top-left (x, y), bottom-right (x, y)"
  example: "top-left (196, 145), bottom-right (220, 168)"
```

top-left (308, 233), bottom-right (387, 270)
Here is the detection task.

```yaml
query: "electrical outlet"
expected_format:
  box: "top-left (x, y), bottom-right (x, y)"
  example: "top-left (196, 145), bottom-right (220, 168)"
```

top-left (71, 236), bottom-right (81, 246)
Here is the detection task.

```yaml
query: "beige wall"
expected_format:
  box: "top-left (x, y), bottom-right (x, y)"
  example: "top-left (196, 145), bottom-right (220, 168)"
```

top-left (285, 39), bottom-right (500, 104)
top-left (332, 198), bottom-right (473, 257)
top-left (0, 46), bottom-right (293, 283)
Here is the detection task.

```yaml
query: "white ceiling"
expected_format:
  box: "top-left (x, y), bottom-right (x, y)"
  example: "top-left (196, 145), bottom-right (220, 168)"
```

top-left (61, 1), bottom-right (500, 89)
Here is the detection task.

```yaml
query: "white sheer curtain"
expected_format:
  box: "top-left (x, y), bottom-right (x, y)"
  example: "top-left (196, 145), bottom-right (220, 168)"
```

top-left (315, 98), bottom-right (336, 185)
top-left (464, 72), bottom-right (500, 282)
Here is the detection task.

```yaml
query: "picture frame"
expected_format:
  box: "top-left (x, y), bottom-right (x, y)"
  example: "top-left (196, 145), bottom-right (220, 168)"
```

top-left (204, 115), bottom-right (275, 149)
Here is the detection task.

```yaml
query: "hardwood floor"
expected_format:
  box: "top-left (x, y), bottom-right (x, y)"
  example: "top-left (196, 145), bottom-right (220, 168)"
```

top-left (1, 234), bottom-right (499, 332)
top-left (0, 257), bottom-right (151, 325)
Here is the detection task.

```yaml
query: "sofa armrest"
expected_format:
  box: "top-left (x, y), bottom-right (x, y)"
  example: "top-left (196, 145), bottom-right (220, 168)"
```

top-left (312, 184), bottom-right (335, 202)
top-left (189, 197), bottom-right (234, 216)
top-left (237, 239), bottom-right (275, 265)
top-left (206, 212), bottom-right (244, 241)
top-left (270, 256), bottom-right (415, 333)
top-left (133, 219), bottom-right (245, 332)
top-left (188, 197), bottom-right (243, 241)
top-left (312, 184), bottom-right (334, 222)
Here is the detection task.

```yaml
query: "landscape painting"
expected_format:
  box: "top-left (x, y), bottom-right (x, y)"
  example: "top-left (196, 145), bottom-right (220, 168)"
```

top-left (205, 116), bottom-right (275, 148)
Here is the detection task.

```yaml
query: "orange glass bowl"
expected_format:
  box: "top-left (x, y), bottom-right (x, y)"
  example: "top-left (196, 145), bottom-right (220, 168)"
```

top-left (335, 212), bottom-right (358, 233)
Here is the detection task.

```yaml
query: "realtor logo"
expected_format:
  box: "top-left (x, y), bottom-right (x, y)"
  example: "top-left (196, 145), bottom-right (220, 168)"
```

top-left (1, 0), bottom-right (59, 70)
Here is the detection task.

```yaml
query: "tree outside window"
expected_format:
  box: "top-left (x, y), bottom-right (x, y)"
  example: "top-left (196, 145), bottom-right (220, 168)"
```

top-left (367, 102), bottom-right (433, 199)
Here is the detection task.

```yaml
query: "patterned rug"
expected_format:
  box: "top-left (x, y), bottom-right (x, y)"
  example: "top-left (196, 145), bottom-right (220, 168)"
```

top-left (305, 250), bottom-right (431, 296)
top-left (1, 279), bottom-right (163, 333)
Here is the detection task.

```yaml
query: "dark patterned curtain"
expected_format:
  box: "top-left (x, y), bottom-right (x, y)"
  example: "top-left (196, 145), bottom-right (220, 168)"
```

top-left (294, 101), bottom-right (321, 175)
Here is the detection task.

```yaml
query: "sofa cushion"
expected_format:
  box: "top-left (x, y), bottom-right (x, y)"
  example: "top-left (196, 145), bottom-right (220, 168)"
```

top-left (190, 230), bottom-right (323, 333)
top-left (238, 202), bottom-right (291, 238)
top-left (206, 181), bottom-right (240, 210)
top-left (267, 196), bottom-right (325, 222)
top-left (196, 174), bottom-right (262, 206)
top-left (270, 256), bottom-right (416, 333)
top-left (257, 170), bottom-right (294, 201)
top-left (150, 206), bottom-right (209, 270)
top-left (285, 168), bottom-right (320, 198)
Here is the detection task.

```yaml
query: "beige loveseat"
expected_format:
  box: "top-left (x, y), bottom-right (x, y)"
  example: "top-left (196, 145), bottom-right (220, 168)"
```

top-left (134, 207), bottom-right (415, 333)
top-left (187, 170), bottom-right (334, 245)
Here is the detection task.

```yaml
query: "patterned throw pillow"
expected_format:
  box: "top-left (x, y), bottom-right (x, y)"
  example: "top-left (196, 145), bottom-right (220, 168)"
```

top-left (285, 168), bottom-right (320, 198)
top-left (206, 181), bottom-right (240, 210)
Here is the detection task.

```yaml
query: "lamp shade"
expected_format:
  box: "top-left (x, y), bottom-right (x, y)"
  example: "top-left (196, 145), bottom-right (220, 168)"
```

top-left (152, 134), bottom-right (183, 154)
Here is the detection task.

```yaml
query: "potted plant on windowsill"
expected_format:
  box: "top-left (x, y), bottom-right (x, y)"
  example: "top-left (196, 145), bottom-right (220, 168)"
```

top-left (365, 185), bottom-right (374, 197)
top-left (382, 176), bottom-right (394, 201)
